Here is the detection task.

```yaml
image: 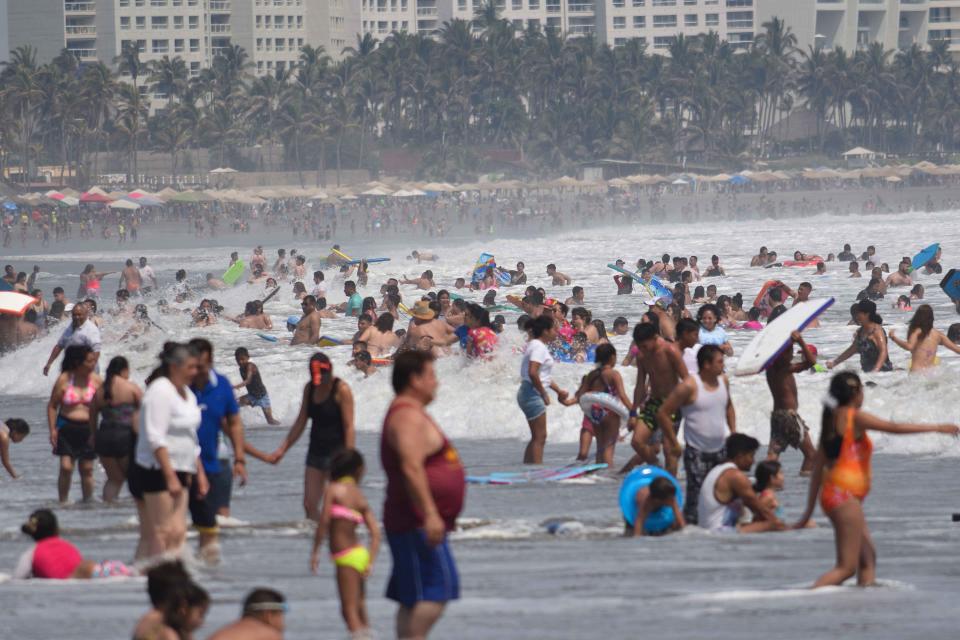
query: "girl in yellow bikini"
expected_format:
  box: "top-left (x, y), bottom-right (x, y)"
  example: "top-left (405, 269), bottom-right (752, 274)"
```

top-left (310, 449), bottom-right (381, 636)
top-left (796, 372), bottom-right (957, 588)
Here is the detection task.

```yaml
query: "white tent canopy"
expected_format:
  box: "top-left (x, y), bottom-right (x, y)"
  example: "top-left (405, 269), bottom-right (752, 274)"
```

top-left (109, 199), bottom-right (141, 210)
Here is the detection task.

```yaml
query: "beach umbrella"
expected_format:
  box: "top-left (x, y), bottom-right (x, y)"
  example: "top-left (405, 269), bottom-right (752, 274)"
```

top-left (122, 195), bottom-right (163, 207)
top-left (80, 190), bottom-right (113, 203)
top-left (671, 178), bottom-right (689, 185)
top-left (3, 200), bottom-right (17, 211)
top-left (209, 167), bottom-right (238, 174)
top-left (729, 175), bottom-right (751, 185)
top-left (0, 291), bottom-right (36, 316)
top-left (109, 199), bottom-right (141, 210)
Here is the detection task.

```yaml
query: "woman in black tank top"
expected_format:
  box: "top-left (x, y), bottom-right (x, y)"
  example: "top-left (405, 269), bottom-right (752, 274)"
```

top-left (268, 353), bottom-right (355, 522)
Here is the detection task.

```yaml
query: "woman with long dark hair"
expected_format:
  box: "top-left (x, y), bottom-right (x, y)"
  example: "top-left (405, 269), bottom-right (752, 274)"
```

top-left (889, 304), bottom-right (960, 372)
top-left (47, 344), bottom-right (101, 503)
top-left (269, 352), bottom-right (356, 521)
top-left (88, 356), bottom-right (142, 502)
top-left (132, 342), bottom-right (206, 559)
top-left (795, 372), bottom-right (957, 587)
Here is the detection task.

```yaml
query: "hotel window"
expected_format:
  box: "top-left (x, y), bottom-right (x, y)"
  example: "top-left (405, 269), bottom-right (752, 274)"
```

top-left (173, 16), bottom-right (183, 29)
top-left (152, 39), bottom-right (169, 54)
top-left (174, 39), bottom-right (184, 53)
top-left (705, 13), bottom-right (719, 26)
top-left (632, 0), bottom-right (644, 5)
top-left (513, 0), bottom-right (523, 9)
top-left (685, 14), bottom-right (697, 26)
top-left (653, 35), bottom-right (674, 48)
top-left (120, 17), bottom-right (131, 30)
top-left (727, 11), bottom-right (752, 29)
top-left (613, 0), bottom-right (625, 6)
top-left (190, 38), bottom-right (200, 52)
top-left (633, 15), bottom-right (645, 27)
top-left (136, 16), bottom-right (146, 30)
top-left (653, 15), bottom-right (677, 27)
top-left (256, 38), bottom-right (263, 51)
top-left (151, 16), bottom-right (168, 29)
top-left (613, 16), bottom-right (626, 29)
top-left (652, 0), bottom-right (675, 6)
top-left (189, 16), bottom-right (199, 29)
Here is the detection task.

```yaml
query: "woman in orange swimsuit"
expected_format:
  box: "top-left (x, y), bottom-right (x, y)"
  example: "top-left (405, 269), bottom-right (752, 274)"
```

top-left (796, 372), bottom-right (958, 588)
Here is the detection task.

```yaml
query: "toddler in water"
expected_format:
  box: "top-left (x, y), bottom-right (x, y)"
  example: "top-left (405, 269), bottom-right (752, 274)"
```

top-left (752, 461), bottom-right (816, 528)
top-left (628, 477), bottom-right (684, 537)
top-left (311, 449), bottom-right (381, 638)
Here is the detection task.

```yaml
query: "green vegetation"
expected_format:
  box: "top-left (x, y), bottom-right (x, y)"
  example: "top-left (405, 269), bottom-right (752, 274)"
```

top-left (1, 6), bottom-right (958, 184)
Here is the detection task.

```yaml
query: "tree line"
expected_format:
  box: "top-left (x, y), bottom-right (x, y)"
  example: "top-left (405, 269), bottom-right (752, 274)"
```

top-left (1, 5), bottom-right (958, 186)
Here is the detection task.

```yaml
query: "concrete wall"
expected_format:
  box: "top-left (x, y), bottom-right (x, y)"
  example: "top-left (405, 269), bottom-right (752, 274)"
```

top-left (7, 0), bottom-right (64, 63)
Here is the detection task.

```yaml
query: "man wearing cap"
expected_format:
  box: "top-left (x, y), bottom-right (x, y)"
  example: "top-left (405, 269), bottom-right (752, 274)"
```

top-left (401, 300), bottom-right (457, 356)
top-left (42, 304), bottom-right (101, 376)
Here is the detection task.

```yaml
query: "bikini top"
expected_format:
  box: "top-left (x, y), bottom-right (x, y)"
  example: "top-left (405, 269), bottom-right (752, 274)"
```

top-left (330, 504), bottom-right (363, 525)
top-left (63, 374), bottom-right (96, 407)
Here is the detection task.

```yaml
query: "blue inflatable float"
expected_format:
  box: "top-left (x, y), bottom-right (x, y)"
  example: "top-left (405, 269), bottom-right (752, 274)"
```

top-left (619, 465), bottom-right (683, 534)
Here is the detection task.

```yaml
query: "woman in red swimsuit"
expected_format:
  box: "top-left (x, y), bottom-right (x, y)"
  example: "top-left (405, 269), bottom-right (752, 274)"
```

top-left (796, 372), bottom-right (957, 587)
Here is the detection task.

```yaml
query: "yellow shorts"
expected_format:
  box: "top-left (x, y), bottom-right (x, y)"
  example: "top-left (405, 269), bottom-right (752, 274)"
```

top-left (332, 545), bottom-right (370, 575)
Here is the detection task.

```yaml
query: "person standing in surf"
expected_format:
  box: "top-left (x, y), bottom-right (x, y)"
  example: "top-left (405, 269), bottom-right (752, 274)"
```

top-left (621, 323), bottom-right (688, 476)
top-left (889, 304), bottom-right (960, 372)
top-left (655, 345), bottom-right (735, 524)
top-left (269, 353), bottom-right (355, 522)
top-left (517, 315), bottom-right (570, 464)
top-left (828, 300), bottom-right (892, 373)
top-left (381, 351), bottom-right (465, 639)
top-left (795, 372), bottom-right (958, 587)
top-left (765, 330), bottom-right (818, 475)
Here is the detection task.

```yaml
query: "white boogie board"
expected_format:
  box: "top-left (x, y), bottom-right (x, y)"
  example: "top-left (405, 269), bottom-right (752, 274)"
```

top-left (735, 298), bottom-right (834, 376)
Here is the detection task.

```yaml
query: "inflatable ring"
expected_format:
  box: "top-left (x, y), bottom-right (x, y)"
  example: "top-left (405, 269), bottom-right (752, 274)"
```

top-left (619, 465), bottom-right (684, 534)
top-left (578, 392), bottom-right (629, 430)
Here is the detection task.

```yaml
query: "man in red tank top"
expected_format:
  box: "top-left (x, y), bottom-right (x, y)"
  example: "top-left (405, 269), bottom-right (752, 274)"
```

top-left (381, 351), bottom-right (466, 639)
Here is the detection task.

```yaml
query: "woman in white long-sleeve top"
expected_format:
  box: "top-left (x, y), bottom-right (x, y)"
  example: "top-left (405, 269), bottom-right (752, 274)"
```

top-left (130, 342), bottom-right (207, 560)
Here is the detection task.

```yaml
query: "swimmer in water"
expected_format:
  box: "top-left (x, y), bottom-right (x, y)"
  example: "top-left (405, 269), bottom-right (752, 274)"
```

top-left (889, 304), bottom-right (960, 372)
top-left (310, 449), bottom-right (381, 637)
top-left (546, 263), bottom-right (571, 286)
top-left (292, 296), bottom-right (322, 345)
top-left (795, 372), bottom-right (958, 587)
top-left (885, 260), bottom-right (912, 288)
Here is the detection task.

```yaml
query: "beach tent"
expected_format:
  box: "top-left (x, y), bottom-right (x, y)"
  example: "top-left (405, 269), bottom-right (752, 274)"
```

top-left (109, 199), bottom-right (141, 210)
top-left (209, 167), bottom-right (238, 174)
top-left (80, 188), bottom-right (114, 203)
top-left (842, 147), bottom-right (879, 158)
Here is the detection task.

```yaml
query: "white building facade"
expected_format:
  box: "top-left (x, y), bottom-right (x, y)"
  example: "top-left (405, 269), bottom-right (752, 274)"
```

top-left (2, 0), bottom-right (360, 72)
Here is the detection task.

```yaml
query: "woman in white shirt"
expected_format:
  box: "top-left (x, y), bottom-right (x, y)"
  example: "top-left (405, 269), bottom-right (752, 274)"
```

top-left (131, 342), bottom-right (207, 559)
top-left (518, 315), bottom-right (569, 464)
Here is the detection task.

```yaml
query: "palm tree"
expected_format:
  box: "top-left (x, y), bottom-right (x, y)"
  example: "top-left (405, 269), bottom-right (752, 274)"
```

top-left (0, 46), bottom-right (44, 184)
top-left (149, 55), bottom-right (189, 104)
top-left (114, 82), bottom-right (149, 182)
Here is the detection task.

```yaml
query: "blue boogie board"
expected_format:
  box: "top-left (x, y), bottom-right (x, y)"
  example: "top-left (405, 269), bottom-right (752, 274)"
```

top-left (911, 243), bottom-right (939, 272)
top-left (940, 268), bottom-right (960, 301)
top-left (607, 264), bottom-right (673, 304)
top-left (466, 463), bottom-right (607, 485)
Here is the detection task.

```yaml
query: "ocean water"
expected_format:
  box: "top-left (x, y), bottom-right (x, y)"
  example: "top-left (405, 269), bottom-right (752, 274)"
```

top-left (1, 210), bottom-right (959, 638)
